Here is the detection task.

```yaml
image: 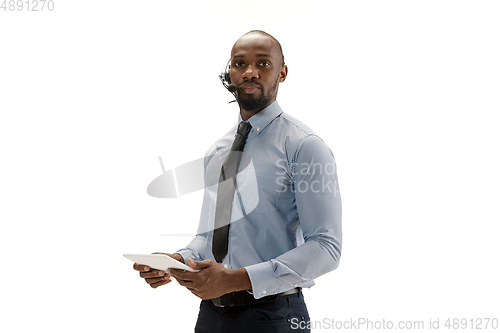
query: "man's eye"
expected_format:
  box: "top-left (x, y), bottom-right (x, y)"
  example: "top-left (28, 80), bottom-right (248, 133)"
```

top-left (258, 61), bottom-right (270, 67)
top-left (235, 62), bottom-right (244, 67)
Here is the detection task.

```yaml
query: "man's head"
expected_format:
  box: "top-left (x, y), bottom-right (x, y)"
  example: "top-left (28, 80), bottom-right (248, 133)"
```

top-left (229, 30), bottom-right (288, 116)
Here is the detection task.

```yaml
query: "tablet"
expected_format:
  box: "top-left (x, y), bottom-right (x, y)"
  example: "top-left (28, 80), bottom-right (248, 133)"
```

top-left (123, 253), bottom-right (197, 272)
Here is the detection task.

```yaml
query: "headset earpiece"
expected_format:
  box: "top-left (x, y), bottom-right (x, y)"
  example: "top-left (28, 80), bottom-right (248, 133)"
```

top-left (219, 59), bottom-right (237, 99)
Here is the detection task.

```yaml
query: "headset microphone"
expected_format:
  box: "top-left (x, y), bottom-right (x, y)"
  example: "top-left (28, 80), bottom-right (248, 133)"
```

top-left (227, 83), bottom-right (237, 92)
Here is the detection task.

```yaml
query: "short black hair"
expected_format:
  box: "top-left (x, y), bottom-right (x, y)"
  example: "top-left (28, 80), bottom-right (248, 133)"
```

top-left (243, 30), bottom-right (285, 66)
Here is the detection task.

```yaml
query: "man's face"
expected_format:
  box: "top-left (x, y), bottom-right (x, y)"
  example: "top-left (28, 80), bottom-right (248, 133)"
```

top-left (230, 34), bottom-right (287, 113)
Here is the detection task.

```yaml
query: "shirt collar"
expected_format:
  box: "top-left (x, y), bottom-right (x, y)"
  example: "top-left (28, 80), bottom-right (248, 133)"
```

top-left (237, 100), bottom-right (283, 136)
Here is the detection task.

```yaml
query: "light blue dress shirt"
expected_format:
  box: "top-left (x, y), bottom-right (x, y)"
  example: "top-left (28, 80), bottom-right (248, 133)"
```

top-left (176, 101), bottom-right (342, 299)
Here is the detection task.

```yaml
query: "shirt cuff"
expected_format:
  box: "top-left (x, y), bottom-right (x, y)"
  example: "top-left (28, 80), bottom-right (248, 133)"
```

top-left (175, 249), bottom-right (202, 265)
top-left (244, 261), bottom-right (279, 299)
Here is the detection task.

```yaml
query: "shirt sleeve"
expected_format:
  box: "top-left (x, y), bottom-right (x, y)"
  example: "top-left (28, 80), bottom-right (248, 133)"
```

top-left (176, 234), bottom-right (207, 264)
top-left (245, 134), bottom-right (342, 299)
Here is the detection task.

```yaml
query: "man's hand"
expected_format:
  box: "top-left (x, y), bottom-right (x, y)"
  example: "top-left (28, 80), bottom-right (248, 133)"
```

top-left (132, 253), bottom-right (184, 289)
top-left (169, 258), bottom-right (251, 300)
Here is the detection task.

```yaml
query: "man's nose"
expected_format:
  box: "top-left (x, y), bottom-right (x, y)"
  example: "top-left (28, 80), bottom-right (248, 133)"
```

top-left (242, 65), bottom-right (259, 80)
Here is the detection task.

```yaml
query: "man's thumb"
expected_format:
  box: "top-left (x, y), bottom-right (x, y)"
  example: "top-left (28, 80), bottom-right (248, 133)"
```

top-left (188, 258), bottom-right (211, 269)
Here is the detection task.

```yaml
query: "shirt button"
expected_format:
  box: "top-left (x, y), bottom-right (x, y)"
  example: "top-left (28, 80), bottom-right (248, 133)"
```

top-left (262, 290), bottom-right (267, 295)
top-left (223, 264), bottom-right (228, 268)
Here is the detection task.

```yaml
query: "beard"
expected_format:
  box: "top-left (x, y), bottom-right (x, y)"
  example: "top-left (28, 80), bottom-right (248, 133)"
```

top-left (237, 81), bottom-right (278, 113)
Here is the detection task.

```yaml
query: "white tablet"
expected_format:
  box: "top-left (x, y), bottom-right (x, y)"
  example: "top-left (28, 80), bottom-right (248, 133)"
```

top-left (123, 253), bottom-right (197, 272)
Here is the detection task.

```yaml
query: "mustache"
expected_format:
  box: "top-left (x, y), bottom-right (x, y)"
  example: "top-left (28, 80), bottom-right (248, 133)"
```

top-left (238, 81), bottom-right (263, 90)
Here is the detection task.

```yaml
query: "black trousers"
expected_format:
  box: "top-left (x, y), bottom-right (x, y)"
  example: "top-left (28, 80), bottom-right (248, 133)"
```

top-left (194, 291), bottom-right (310, 333)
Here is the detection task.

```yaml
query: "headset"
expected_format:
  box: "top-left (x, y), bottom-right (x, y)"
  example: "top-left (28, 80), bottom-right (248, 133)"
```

top-left (219, 59), bottom-right (238, 95)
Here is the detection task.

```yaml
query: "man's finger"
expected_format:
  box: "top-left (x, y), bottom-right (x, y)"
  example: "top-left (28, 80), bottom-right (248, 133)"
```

top-left (150, 279), bottom-right (172, 289)
top-left (146, 276), bottom-right (171, 285)
top-left (169, 268), bottom-right (192, 280)
top-left (176, 279), bottom-right (196, 289)
top-left (140, 270), bottom-right (166, 279)
top-left (189, 289), bottom-right (201, 299)
top-left (171, 275), bottom-right (193, 286)
top-left (188, 258), bottom-right (213, 269)
top-left (133, 263), bottom-right (150, 272)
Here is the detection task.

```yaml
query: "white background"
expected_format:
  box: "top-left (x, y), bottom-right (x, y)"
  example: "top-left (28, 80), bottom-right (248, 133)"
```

top-left (1, 0), bottom-right (499, 332)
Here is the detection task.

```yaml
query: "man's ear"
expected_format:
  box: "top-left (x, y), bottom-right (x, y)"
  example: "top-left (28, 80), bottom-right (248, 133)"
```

top-left (279, 65), bottom-right (288, 83)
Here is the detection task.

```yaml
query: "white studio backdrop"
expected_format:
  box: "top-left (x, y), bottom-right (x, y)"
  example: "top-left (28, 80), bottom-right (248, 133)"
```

top-left (1, 0), bottom-right (499, 332)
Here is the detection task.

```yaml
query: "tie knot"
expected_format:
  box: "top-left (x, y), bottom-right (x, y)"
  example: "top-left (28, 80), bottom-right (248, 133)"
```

top-left (237, 122), bottom-right (252, 136)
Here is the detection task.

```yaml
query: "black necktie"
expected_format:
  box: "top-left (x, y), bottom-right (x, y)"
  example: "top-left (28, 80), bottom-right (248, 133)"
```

top-left (212, 121), bottom-right (252, 263)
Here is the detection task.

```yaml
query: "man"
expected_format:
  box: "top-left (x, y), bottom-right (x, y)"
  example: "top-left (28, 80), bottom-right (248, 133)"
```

top-left (133, 30), bottom-right (342, 332)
